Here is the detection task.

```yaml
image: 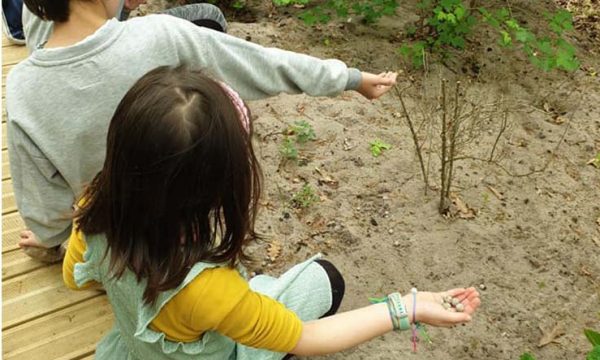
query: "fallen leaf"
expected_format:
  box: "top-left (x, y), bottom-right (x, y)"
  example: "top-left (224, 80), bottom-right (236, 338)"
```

top-left (267, 240), bottom-right (282, 262)
top-left (538, 323), bottom-right (565, 347)
top-left (543, 102), bottom-right (552, 113)
top-left (450, 193), bottom-right (477, 219)
top-left (314, 167), bottom-right (339, 188)
top-left (343, 138), bottom-right (355, 151)
top-left (487, 185), bottom-right (504, 200)
top-left (580, 266), bottom-right (592, 277)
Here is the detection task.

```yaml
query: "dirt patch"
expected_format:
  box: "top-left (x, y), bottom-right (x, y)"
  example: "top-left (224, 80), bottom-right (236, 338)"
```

top-left (143, 1), bottom-right (600, 358)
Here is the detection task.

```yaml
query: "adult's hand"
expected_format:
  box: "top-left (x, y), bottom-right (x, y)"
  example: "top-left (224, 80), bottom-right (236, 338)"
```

top-left (356, 71), bottom-right (397, 100)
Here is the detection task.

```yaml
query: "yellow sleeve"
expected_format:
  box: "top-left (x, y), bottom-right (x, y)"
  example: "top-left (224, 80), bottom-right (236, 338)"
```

top-left (62, 225), bottom-right (98, 290)
top-left (151, 267), bottom-right (303, 352)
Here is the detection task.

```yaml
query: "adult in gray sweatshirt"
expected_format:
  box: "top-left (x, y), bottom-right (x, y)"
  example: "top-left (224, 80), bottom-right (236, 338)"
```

top-left (22, 1), bottom-right (230, 53)
top-left (7, 0), bottom-right (397, 255)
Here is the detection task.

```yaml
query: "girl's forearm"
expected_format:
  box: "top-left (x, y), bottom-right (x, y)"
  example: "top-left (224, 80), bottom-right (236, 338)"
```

top-left (290, 302), bottom-right (397, 356)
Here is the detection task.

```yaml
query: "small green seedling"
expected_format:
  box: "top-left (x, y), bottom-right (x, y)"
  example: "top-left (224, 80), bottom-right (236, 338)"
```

top-left (290, 120), bottom-right (317, 144)
top-left (519, 353), bottom-right (536, 360)
top-left (589, 153), bottom-right (600, 168)
top-left (291, 184), bottom-right (319, 208)
top-left (369, 139), bottom-right (391, 157)
top-left (585, 328), bottom-right (600, 360)
top-left (280, 137), bottom-right (299, 160)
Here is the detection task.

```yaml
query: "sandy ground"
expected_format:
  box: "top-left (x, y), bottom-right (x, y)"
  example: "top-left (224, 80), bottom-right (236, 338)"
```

top-left (140, 1), bottom-right (600, 358)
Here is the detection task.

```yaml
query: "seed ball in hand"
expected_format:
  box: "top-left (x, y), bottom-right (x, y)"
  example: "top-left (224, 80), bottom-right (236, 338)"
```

top-left (451, 297), bottom-right (460, 306)
top-left (442, 302), bottom-right (451, 309)
top-left (455, 303), bottom-right (465, 312)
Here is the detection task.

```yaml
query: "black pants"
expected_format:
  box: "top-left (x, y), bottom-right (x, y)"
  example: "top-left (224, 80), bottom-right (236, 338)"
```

top-left (284, 260), bottom-right (345, 359)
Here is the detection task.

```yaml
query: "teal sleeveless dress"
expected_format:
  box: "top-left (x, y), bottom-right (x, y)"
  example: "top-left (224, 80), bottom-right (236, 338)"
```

top-left (74, 234), bottom-right (333, 360)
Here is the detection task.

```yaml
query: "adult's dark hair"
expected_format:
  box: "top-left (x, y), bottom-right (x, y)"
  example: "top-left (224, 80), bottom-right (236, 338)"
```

top-left (24, 0), bottom-right (71, 22)
top-left (76, 66), bottom-right (262, 304)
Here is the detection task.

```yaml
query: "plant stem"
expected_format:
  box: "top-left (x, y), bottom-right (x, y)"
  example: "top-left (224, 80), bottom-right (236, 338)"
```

top-left (489, 109), bottom-right (508, 161)
top-left (395, 86), bottom-right (429, 195)
top-left (439, 79), bottom-right (448, 214)
top-left (445, 81), bottom-right (461, 199)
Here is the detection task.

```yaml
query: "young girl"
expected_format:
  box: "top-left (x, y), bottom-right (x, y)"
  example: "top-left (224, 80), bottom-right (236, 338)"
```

top-left (7, 0), bottom-right (397, 262)
top-left (64, 66), bottom-right (481, 359)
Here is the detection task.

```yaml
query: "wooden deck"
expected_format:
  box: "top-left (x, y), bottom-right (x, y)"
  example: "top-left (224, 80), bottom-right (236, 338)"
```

top-left (2, 35), bottom-right (112, 360)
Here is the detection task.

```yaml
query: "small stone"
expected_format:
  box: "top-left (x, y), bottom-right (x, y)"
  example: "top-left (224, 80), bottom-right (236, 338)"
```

top-left (393, 240), bottom-right (400, 247)
top-left (388, 229), bottom-right (394, 234)
top-left (455, 303), bottom-right (465, 312)
top-left (479, 284), bottom-right (487, 290)
top-left (451, 298), bottom-right (460, 306)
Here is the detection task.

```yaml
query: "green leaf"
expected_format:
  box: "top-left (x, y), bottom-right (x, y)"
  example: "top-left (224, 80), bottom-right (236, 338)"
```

top-left (500, 30), bottom-right (512, 46)
top-left (585, 329), bottom-right (600, 346)
top-left (556, 49), bottom-right (579, 71)
top-left (515, 28), bottom-right (535, 43)
top-left (369, 140), bottom-right (391, 157)
top-left (587, 345), bottom-right (600, 360)
top-left (454, 5), bottom-right (465, 20)
top-left (520, 353), bottom-right (536, 360)
top-left (505, 19), bottom-right (519, 30)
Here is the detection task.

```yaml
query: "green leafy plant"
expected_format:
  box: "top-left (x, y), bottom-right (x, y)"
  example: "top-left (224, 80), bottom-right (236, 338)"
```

top-left (369, 139), bottom-right (391, 157)
top-left (272, 0), bottom-right (310, 6)
top-left (280, 120), bottom-right (317, 162)
top-left (290, 120), bottom-right (317, 143)
top-left (274, 0), bottom-right (398, 25)
top-left (400, 1), bottom-right (579, 72)
top-left (519, 353), bottom-right (536, 360)
top-left (480, 8), bottom-right (579, 71)
top-left (280, 137), bottom-right (299, 160)
top-left (586, 329), bottom-right (600, 360)
top-left (291, 184), bottom-right (319, 208)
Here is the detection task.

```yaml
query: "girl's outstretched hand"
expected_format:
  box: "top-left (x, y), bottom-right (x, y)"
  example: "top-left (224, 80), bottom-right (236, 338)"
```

top-left (356, 71), bottom-right (398, 100)
top-left (405, 287), bottom-right (481, 327)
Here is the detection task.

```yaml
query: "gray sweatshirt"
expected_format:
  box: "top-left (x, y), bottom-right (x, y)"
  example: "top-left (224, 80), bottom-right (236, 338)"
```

top-left (6, 15), bottom-right (361, 246)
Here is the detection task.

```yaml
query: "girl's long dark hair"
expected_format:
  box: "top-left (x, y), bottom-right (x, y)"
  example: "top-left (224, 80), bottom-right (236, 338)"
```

top-left (76, 66), bottom-right (262, 304)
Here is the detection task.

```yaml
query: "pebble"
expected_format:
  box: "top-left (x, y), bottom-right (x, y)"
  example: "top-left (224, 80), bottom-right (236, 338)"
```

top-left (393, 240), bottom-right (400, 247)
top-left (388, 229), bottom-right (394, 234)
top-left (479, 284), bottom-right (487, 290)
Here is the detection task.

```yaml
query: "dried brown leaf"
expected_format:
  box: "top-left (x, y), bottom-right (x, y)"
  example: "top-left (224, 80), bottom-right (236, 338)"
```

top-left (538, 323), bottom-right (565, 347)
top-left (450, 194), bottom-right (477, 219)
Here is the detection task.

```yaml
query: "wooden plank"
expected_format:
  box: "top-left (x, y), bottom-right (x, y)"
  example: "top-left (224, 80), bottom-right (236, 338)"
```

top-left (2, 45), bottom-right (28, 67)
top-left (3, 212), bottom-right (25, 253)
top-left (3, 296), bottom-right (112, 360)
top-left (3, 178), bottom-right (16, 214)
top-left (2, 265), bottom-right (103, 329)
top-left (2, 149), bottom-right (9, 180)
top-left (2, 250), bottom-right (48, 280)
